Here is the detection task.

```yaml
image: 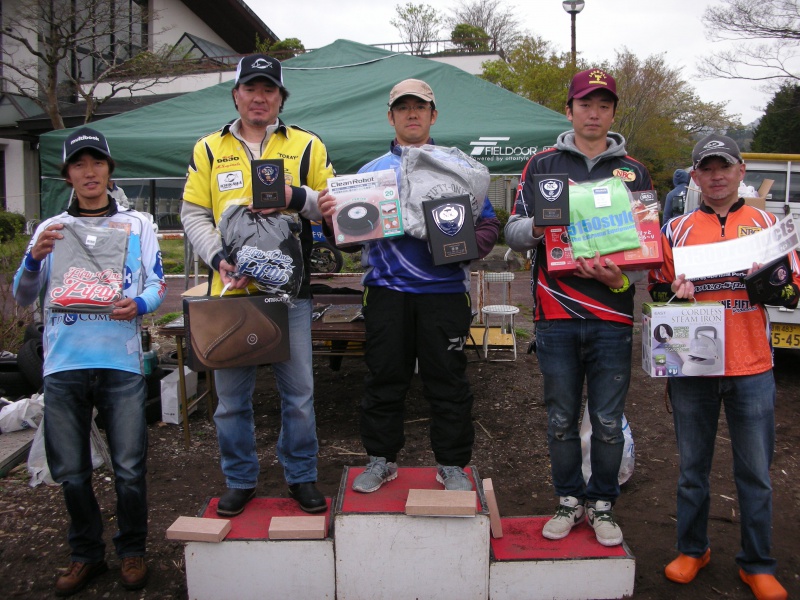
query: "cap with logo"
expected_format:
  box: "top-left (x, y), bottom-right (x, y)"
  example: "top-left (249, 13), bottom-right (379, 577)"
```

top-left (388, 79), bottom-right (436, 107)
top-left (567, 69), bottom-right (618, 103)
top-left (234, 54), bottom-right (284, 89)
top-left (63, 127), bottom-right (112, 162)
top-left (691, 134), bottom-right (743, 169)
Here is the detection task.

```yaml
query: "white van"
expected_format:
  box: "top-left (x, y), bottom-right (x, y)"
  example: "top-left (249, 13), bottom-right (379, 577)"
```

top-left (741, 153), bottom-right (800, 349)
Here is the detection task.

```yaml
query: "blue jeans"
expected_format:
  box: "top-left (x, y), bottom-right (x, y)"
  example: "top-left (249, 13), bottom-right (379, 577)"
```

top-left (669, 371), bottom-right (777, 574)
top-left (534, 319), bottom-right (632, 503)
top-left (213, 299), bottom-right (318, 488)
top-left (43, 369), bottom-right (147, 563)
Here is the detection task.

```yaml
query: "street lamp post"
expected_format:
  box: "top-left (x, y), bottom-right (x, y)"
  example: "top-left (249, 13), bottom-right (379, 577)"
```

top-left (562, 0), bottom-right (586, 66)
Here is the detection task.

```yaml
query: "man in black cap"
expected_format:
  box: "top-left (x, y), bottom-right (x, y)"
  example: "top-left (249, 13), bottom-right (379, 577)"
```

top-left (181, 55), bottom-right (333, 516)
top-left (13, 127), bottom-right (166, 595)
top-left (650, 133), bottom-right (798, 600)
top-left (505, 68), bottom-right (654, 547)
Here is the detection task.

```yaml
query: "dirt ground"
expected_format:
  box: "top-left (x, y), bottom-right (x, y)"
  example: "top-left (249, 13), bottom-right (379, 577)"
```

top-left (2, 269), bottom-right (800, 599)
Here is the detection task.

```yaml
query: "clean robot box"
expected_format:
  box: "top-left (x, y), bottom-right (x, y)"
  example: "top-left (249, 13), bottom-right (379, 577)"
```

top-left (329, 170), bottom-right (402, 247)
top-left (641, 302), bottom-right (725, 377)
top-left (545, 190), bottom-right (663, 276)
top-left (533, 173), bottom-right (570, 226)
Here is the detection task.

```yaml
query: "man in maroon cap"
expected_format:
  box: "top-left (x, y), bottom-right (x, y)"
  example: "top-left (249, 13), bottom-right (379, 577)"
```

top-left (505, 69), bottom-right (653, 546)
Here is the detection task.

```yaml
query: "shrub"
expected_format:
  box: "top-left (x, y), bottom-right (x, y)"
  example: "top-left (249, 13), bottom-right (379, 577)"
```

top-left (0, 211), bottom-right (26, 242)
top-left (494, 208), bottom-right (509, 245)
top-left (0, 233), bottom-right (38, 353)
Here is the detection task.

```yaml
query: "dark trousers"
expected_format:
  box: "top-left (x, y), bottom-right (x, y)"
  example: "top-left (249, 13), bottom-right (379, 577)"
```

top-left (360, 286), bottom-right (475, 466)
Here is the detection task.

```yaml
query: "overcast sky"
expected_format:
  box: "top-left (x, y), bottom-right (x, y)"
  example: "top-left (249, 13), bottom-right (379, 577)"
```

top-left (247, 0), bottom-right (789, 125)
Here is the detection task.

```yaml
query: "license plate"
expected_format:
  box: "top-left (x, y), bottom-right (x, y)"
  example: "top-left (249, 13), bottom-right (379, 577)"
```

top-left (771, 323), bottom-right (800, 348)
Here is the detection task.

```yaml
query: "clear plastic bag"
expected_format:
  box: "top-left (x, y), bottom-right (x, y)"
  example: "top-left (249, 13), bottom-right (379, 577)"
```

top-left (580, 403), bottom-right (635, 485)
top-left (27, 410), bottom-right (112, 487)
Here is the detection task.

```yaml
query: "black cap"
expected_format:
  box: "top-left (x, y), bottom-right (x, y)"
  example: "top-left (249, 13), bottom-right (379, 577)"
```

top-left (234, 54), bottom-right (284, 88)
top-left (692, 134), bottom-right (743, 169)
top-left (63, 127), bottom-right (111, 162)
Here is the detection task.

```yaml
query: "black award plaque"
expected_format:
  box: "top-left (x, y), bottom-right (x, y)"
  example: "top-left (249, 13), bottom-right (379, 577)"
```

top-left (252, 159), bottom-right (286, 209)
top-left (533, 173), bottom-right (570, 226)
top-left (422, 195), bottom-right (478, 266)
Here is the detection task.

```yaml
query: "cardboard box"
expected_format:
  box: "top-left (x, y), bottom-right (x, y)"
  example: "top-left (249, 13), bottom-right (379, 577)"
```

top-left (545, 190), bottom-right (662, 275)
top-left (166, 516), bottom-right (231, 542)
top-left (329, 170), bottom-right (403, 247)
top-left (160, 366), bottom-right (198, 424)
top-left (743, 178), bottom-right (773, 210)
top-left (405, 489), bottom-right (476, 517)
top-left (422, 195), bottom-right (478, 265)
top-left (532, 174), bottom-right (570, 226)
top-left (642, 302), bottom-right (725, 377)
top-left (268, 516), bottom-right (327, 539)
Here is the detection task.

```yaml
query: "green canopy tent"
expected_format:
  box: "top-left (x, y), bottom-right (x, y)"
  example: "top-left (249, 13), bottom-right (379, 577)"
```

top-left (39, 39), bottom-right (570, 219)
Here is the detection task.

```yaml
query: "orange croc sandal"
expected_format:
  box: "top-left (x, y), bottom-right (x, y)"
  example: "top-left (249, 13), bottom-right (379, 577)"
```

top-left (739, 570), bottom-right (787, 600)
top-left (664, 548), bottom-right (711, 584)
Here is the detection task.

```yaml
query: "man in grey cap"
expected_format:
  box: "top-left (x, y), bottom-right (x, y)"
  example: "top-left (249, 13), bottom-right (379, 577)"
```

top-left (181, 54), bottom-right (333, 516)
top-left (649, 133), bottom-right (798, 600)
top-left (319, 78), bottom-right (500, 493)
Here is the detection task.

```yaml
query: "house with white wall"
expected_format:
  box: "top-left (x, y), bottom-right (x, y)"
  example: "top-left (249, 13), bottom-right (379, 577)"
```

top-left (0, 0), bottom-right (278, 219)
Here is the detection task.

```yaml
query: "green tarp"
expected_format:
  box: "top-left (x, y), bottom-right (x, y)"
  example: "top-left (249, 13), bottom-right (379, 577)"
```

top-left (39, 39), bottom-right (570, 218)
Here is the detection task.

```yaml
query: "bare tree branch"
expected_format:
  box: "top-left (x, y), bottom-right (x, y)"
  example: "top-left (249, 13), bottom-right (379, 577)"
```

top-left (447, 0), bottom-right (523, 54)
top-left (391, 3), bottom-right (444, 55)
top-left (1, 0), bottom-right (194, 129)
top-left (700, 0), bottom-right (800, 84)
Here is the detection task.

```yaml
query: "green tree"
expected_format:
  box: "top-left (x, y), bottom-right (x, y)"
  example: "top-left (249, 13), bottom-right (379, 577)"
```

top-left (255, 34), bottom-right (306, 59)
top-left (451, 23), bottom-right (490, 52)
top-left (448, 0), bottom-right (523, 54)
top-left (612, 49), bottom-right (736, 189)
top-left (480, 35), bottom-right (581, 112)
top-left (391, 3), bottom-right (444, 55)
top-left (751, 83), bottom-right (800, 152)
top-left (269, 39), bottom-right (306, 60)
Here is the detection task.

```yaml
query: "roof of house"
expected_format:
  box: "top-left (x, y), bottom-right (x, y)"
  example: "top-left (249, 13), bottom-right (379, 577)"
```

top-left (185, 0), bottom-right (279, 54)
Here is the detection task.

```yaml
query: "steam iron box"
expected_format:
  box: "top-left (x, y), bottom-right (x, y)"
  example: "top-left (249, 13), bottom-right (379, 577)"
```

top-left (642, 302), bottom-right (725, 377)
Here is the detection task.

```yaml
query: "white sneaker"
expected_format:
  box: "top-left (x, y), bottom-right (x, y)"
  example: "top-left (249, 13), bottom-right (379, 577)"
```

top-left (542, 496), bottom-right (585, 540)
top-left (587, 500), bottom-right (623, 546)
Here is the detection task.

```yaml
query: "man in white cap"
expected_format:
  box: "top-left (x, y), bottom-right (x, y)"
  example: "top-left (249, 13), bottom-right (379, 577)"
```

top-left (650, 133), bottom-right (798, 600)
top-left (181, 54), bottom-right (333, 517)
top-left (319, 79), bottom-right (500, 493)
top-left (13, 127), bottom-right (166, 595)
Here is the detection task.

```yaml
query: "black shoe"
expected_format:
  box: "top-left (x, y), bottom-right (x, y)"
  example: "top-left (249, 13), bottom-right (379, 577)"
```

top-left (217, 487), bottom-right (256, 516)
top-left (288, 482), bottom-right (327, 513)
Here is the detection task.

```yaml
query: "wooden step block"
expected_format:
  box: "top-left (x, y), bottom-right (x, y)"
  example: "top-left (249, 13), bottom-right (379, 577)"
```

top-left (405, 489), bottom-right (476, 516)
top-left (166, 516), bottom-right (231, 542)
top-left (482, 478), bottom-right (503, 538)
top-left (268, 516), bottom-right (327, 539)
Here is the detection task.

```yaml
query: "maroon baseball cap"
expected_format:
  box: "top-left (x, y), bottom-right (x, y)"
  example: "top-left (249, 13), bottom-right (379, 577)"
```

top-left (567, 69), bottom-right (618, 103)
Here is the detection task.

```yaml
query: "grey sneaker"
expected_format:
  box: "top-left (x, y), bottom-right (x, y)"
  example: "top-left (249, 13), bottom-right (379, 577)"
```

top-left (542, 496), bottom-right (586, 540)
top-left (436, 465), bottom-right (473, 491)
top-left (352, 456), bottom-right (398, 493)
top-left (587, 500), bottom-right (623, 546)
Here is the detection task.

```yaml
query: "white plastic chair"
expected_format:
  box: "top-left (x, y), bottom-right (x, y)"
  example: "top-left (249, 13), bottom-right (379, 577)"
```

top-left (480, 271), bottom-right (519, 361)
